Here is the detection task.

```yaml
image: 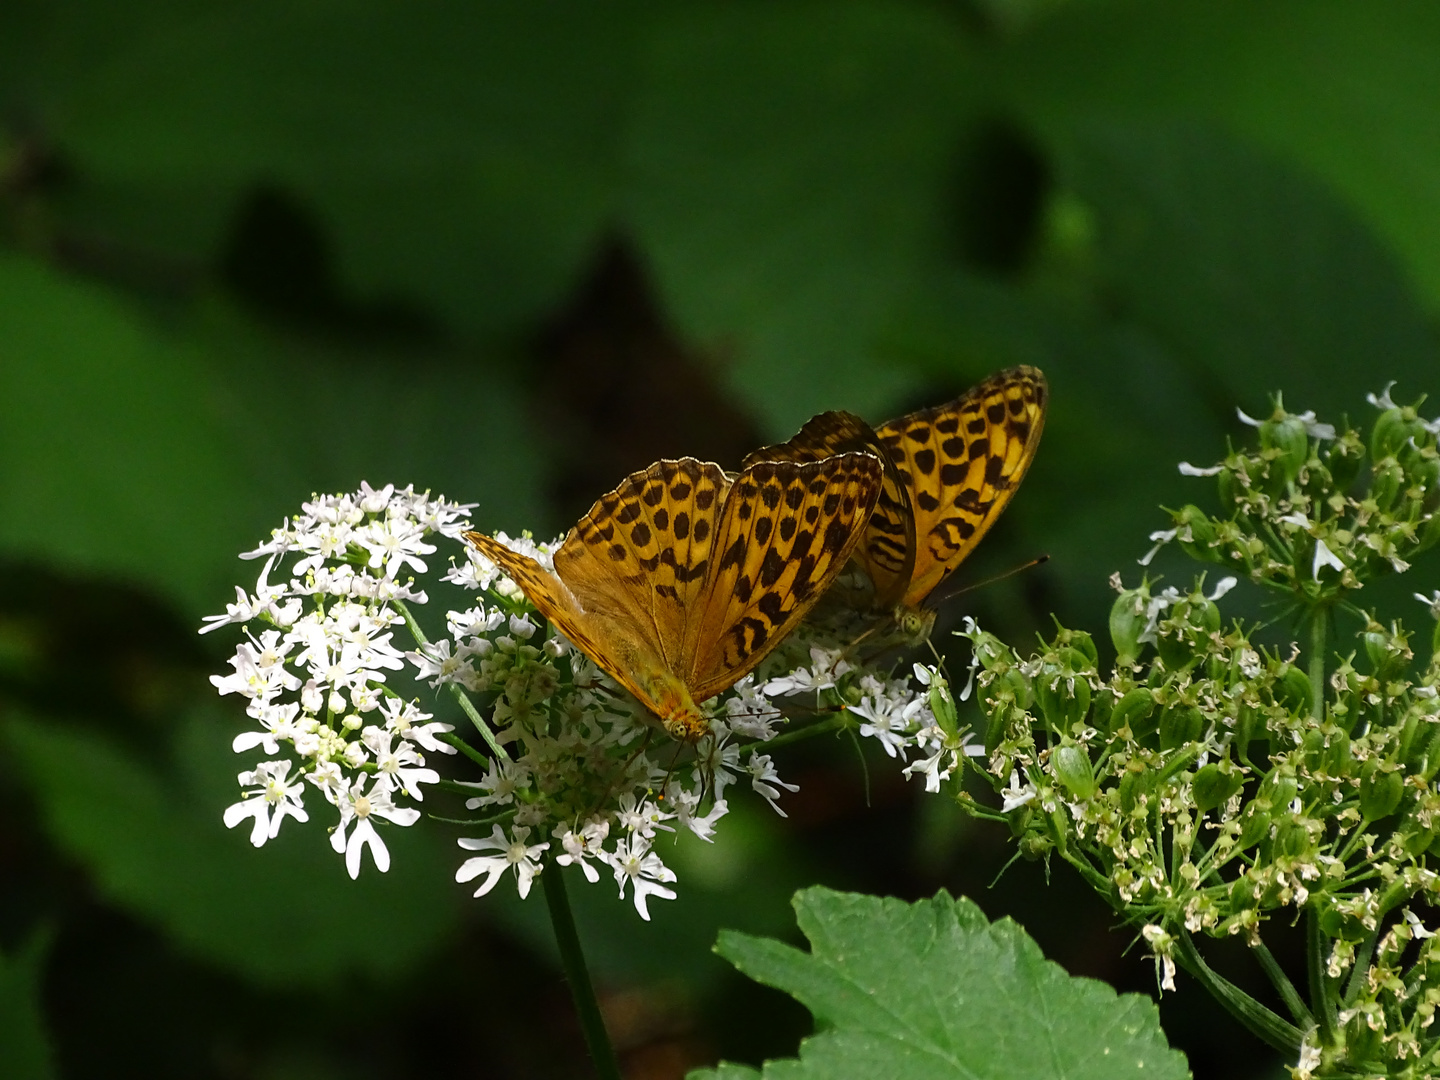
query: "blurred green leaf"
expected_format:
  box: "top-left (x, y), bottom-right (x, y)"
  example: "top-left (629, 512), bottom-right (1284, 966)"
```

top-left (626, 2), bottom-right (977, 434)
top-left (0, 255), bottom-right (270, 615)
top-left (0, 255), bottom-right (543, 617)
top-left (7, 706), bottom-right (462, 988)
top-left (0, 932), bottom-right (56, 1080)
top-left (1059, 123), bottom-right (1440, 420)
top-left (690, 888), bottom-right (1189, 1080)
top-left (8, 1), bottom-right (646, 336)
top-left (994, 0), bottom-right (1440, 311)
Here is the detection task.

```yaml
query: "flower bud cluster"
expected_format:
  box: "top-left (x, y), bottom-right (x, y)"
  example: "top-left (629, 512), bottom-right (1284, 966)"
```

top-left (957, 391), bottom-right (1440, 1077)
top-left (1145, 388), bottom-right (1440, 601)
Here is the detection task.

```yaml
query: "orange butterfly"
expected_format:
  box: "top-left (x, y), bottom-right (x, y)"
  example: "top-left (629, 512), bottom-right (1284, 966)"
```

top-left (466, 454), bottom-right (883, 741)
top-left (744, 366), bottom-right (1047, 644)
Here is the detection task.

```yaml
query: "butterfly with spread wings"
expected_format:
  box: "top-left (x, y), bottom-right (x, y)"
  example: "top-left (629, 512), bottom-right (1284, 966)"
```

top-left (466, 453), bottom-right (883, 742)
top-left (743, 366), bottom-right (1047, 646)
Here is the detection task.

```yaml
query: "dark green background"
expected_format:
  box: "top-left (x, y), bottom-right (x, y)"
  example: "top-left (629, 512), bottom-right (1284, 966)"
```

top-left (3, 2), bottom-right (1437, 1077)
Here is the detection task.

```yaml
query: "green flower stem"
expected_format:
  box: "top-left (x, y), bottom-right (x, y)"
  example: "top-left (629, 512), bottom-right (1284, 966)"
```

top-left (393, 598), bottom-right (511, 762)
top-left (439, 730), bottom-right (490, 768)
top-left (1175, 931), bottom-right (1303, 1053)
top-left (1307, 902), bottom-right (1338, 1047)
top-left (759, 712), bottom-right (848, 751)
top-left (1252, 939), bottom-right (1314, 1028)
top-left (1309, 604), bottom-right (1328, 724)
top-left (542, 862), bottom-right (622, 1080)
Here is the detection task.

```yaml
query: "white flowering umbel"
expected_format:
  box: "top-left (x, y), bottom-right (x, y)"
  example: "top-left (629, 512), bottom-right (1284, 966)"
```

top-left (204, 484), bottom-right (953, 920)
top-left (955, 389), bottom-right (1440, 1080)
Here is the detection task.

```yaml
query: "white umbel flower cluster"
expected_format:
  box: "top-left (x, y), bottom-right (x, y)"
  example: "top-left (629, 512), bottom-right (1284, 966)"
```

top-left (204, 484), bottom-right (961, 920)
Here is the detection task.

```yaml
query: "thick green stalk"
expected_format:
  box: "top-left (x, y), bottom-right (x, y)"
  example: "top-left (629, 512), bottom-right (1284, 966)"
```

top-left (1174, 931), bottom-right (1303, 1053)
top-left (542, 863), bottom-right (622, 1080)
top-left (1252, 939), bottom-right (1313, 1028)
top-left (1309, 604), bottom-right (1328, 724)
top-left (1306, 902), bottom-right (1338, 1048)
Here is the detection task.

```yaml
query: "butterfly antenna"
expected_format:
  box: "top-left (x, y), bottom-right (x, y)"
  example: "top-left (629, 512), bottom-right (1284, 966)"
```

top-left (657, 737), bottom-right (688, 806)
top-left (929, 554), bottom-right (1050, 608)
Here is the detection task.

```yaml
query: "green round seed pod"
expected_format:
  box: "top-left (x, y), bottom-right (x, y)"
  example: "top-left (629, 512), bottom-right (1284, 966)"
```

top-left (1154, 631), bottom-right (1193, 672)
top-left (1276, 664), bottom-right (1314, 715)
top-left (1238, 802), bottom-right (1271, 848)
top-left (1119, 765), bottom-right (1154, 814)
top-left (1403, 826), bottom-right (1435, 858)
top-left (1370, 406), bottom-right (1425, 462)
top-left (1110, 591), bottom-right (1148, 666)
top-left (929, 683), bottom-right (959, 739)
top-left (1060, 629), bottom-right (1099, 666)
top-left (1274, 819), bottom-right (1311, 858)
top-left (1193, 763), bottom-right (1243, 813)
top-left (1228, 873), bottom-right (1258, 910)
top-left (1018, 833), bottom-right (1053, 860)
top-left (1158, 705), bottom-right (1205, 750)
top-left (1318, 904), bottom-right (1359, 941)
top-left (1370, 457), bottom-right (1404, 511)
top-left (1175, 505), bottom-right (1221, 562)
top-left (1359, 763), bottom-right (1403, 820)
top-left (1053, 742), bottom-right (1097, 799)
top-left (1323, 731), bottom-right (1353, 777)
top-left (1261, 413), bottom-right (1310, 487)
top-left (1344, 1010), bottom-right (1383, 1064)
top-left (1216, 468), bottom-right (1238, 512)
top-left (1261, 771), bottom-right (1298, 810)
top-left (1326, 431), bottom-right (1365, 492)
top-left (1109, 687), bottom-right (1157, 737)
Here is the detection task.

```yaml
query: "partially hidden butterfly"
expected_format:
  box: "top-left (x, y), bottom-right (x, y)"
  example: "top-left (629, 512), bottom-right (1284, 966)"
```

top-left (465, 453), bottom-right (884, 742)
top-left (742, 365), bottom-right (1048, 645)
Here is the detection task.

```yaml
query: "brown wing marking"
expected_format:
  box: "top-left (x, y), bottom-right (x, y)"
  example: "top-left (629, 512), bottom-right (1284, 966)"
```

top-left (744, 411), bottom-right (915, 610)
top-left (876, 365), bottom-right (1047, 609)
top-left (564, 458), bottom-right (730, 673)
top-left (685, 452), bottom-right (883, 699)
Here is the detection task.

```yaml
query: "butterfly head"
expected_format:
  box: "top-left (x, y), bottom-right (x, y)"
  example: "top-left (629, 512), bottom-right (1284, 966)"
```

top-left (892, 604), bottom-right (937, 647)
top-left (658, 702), bottom-right (711, 743)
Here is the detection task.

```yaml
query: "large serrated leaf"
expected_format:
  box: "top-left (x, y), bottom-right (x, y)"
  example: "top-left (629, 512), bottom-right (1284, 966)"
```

top-left (691, 888), bottom-right (1189, 1080)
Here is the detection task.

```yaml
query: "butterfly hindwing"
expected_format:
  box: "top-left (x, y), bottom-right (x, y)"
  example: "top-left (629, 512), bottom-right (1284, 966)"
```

top-left (687, 453), bottom-right (883, 699)
top-left (877, 366), bottom-right (1047, 608)
top-left (742, 411), bottom-right (915, 609)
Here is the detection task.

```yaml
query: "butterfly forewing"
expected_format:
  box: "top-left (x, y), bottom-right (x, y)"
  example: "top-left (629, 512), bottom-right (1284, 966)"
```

top-left (742, 411), bottom-right (915, 609)
top-left (686, 453), bottom-right (883, 699)
top-left (464, 531), bottom-right (675, 717)
top-left (564, 458), bottom-right (729, 673)
top-left (877, 366), bottom-right (1047, 609)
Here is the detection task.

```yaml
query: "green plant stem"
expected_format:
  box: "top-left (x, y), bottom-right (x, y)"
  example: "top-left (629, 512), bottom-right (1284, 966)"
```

top-left (542, 862), bottom-right (622, 1080)
top-left (759, 712), bottom-right (847, 750)
top-left (1307, 902), bottom-right (1338, 1047)
top-left (393, 598), bottom-right (511, 762)
top-left (1252, 939), bottom-right (1314, 1027)
top-left (1174, 931), bottom-right (1303, 1053)
top-left (440, 730), bottom-right (491, 768)
top-left (1309, 604), bottom-right (1328, 724)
